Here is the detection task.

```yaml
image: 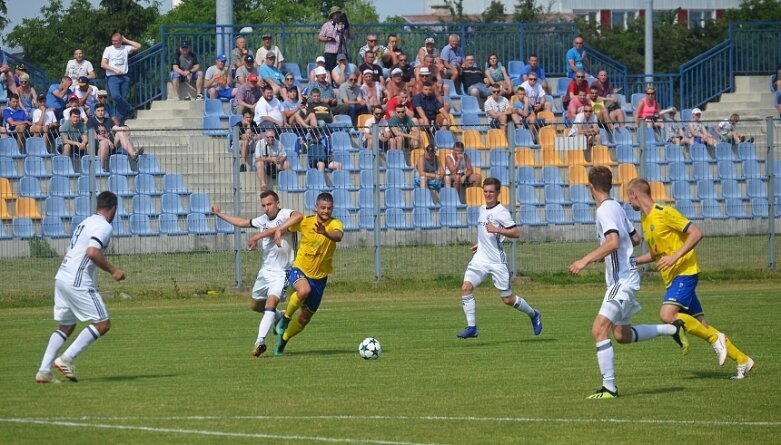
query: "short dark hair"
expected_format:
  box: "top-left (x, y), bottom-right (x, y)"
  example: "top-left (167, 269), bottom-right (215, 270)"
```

top-left (96, 191), bottom-right (118, 211)
top-left (588, 166), bottom-right (613, 193)
top-left (309, 87), bottom-right (320, 95)
top-left (8, 93), bottom-right (18, 101)
top-left (422, 81), bottom-right (434, 88)
top-left (316, 192), bottom-right (334, 204)
top-left (483, 177), bottom-right (501, 190)
top-left (260, 190), bottom-right (280, 201)
top-left (262, 84), bottom-right (274, 92)
top-left (453, 141), bottom-right (464, 150)
top-left (68, 108), bottom-right (80, 117)
top-left (94, 103), bottom-right (105, 111)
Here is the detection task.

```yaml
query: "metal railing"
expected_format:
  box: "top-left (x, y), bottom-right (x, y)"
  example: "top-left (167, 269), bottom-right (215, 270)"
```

top-left (626, 74), bottom-right (676, 109)
top-left (678, 39), bottom-right (733, 111)
top-left (729, 21), bottom-right (781, 74)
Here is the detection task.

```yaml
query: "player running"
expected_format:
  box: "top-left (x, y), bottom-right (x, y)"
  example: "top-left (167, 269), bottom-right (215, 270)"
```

top-left (214, 190), bottom-right (303, 357)
top-left (456, 177), bottom-right (543, 339)
top-left (36, 191), bottom-right (125, 383)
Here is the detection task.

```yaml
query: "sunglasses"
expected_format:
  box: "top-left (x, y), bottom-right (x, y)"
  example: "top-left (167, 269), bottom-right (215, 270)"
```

top-left (368, 39), bottom-right (377, 42)
top-left (584, 109), bottom-right (593, 112)
top-left (574, 41), bottom-right (584, 45)
top-left (576, 76), bottom-right (585, 79)
top-left (491, 90), bottom-right (501, 94)
top-left (348, 78), bottom-right (357, 82)
top-left (646, 91), bottom-right (655, 95)
top-left (399, 59), bottom-right (407, 62)
top-left (528, 78), bottom-right (537, 81)
top-left (285, 76), bottom-right (294, 80)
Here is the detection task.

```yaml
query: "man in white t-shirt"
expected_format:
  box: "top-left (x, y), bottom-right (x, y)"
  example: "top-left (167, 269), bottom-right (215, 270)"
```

top-left (484, 84), bottom-right (512, 129)
top-left (568, 106), bottom-right (601, 148)
top-left (457, 177), bottom-right (543, 340)
top-left (36, 191), bottom-right (125, 383)
top-left (254, 129), bottom-right (290, 190)
top-left (569, 166), bottom-right (682, 399)
top-left (363, 105), bottom-right (391, 149)
top-left (101, 33), bottom-right (142, 122)
top-left (71, 76), bottom-right (99, 111)
top-left (253, 84), bottom-right (284, 129)
top-left (64, 48), bottom-right (95, 83)
top-left (212, 191), bottom-right (303, 357)
top-left (519, 73), bottom-right (551, 113)
top-left (30, 93), bottom-right (59, 144)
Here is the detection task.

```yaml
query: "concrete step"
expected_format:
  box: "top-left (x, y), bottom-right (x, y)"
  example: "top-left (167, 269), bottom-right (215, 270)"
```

top-left (734, 75), bottom-right (771, 93)
top-left (131, 117), bottom-right (206, 129)
top-left (149, 100), bottom-right (198, 112)
top-left (137, 108), bottom-right (205, 120)
top-left (717, 92), bottom-right (773, 104)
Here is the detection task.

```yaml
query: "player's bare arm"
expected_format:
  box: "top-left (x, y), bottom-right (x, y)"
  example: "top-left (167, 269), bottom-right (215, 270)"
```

top-left (272, 211), bottom-right (304, 247)
top-left (569, 232), bottom-right (619, 276)
top-left (485, 222), bottom-right (520, 239)
top-left (86, 247), bottom-right (125, 281)
top-left (211, 204), bottom-right (253, 228)
top-left (314, 220), bottom-right (344, 242)
top-left (635, 251), bottom-right (654, 265)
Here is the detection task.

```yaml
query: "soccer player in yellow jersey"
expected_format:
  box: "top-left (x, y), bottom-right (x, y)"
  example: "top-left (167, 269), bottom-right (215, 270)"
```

top-left (627, 178), bottom-right (755, 379)
top-left (274, 192), bottom-right (343, 355)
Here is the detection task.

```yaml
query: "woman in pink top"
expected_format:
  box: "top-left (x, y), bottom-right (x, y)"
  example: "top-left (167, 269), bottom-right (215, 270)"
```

top-left (634, 85), bottom-right (660, 128)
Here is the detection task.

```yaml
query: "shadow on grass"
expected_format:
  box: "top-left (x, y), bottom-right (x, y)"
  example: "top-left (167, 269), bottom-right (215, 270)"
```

top-left (286, 348), bottom-right (354, 357)
top-left (686, 370), bottom-right (732, 379)
top-left (454, 338), bottom-right (558, 347)
top-left (93, 373), bottom-right (179, 382)
top-left (627, 386), bottom-right (686, 396)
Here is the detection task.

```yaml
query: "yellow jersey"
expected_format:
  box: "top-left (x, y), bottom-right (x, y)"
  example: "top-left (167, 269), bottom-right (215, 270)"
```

top-left (641, 204), bottom-right (700, 287)
top-left (290, 215), bottom-right (343, 279)
top-left (591, 98), bottom-right (606, 114)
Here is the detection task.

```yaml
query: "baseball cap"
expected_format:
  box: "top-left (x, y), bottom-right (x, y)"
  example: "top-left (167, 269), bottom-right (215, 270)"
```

top-left (15, 64), bottom-right (26, 71)
top-left (180, 41), bottom-right (190, 47)
top-left (37, 93), bottom-right (46, 101)
top-left (316, 56), bottom-right (326, 63)
top-left (336, 53), bottom-right (347, 61)
top-left (391, 68), bottom-right (403, 76)
top-left (362, 69), bottom-right (374, 75)
top-left (265, 53), bottom-right (276, 59)
top-left (247, 73), bottom-right (259, 82)
top-left (262, 33), bottom-right (272, 39)
top-left (97, 90), bottom-right (108, 96)
top-left (419, 67), bottom-right (431, 75)
top-left (426, 144), bottom-right (436, 153)
top-left (425, 37), bottom-right (435, 44)
top-left (216, 54), bottom-right (227, 62)
top-left (244, 55), bottom-right (254, 63)
top-left (692, 108), bottom-right (702, 115)
top-left (314, 66), bottom-right (327, 76)
top-left (78, 76), bottom-right (89, 85)
top-left (68, 94), bottom-right (79, 101)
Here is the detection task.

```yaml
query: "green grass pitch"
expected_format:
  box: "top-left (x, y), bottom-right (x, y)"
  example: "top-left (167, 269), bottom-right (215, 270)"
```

top-left (1, 280), bottom-right (779, 444)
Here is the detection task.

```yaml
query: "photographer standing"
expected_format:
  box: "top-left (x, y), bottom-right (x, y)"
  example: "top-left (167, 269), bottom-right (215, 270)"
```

top-left (318, 6), bottom-right (353, 72)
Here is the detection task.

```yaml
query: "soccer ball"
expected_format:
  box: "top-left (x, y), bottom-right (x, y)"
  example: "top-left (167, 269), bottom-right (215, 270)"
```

top-left (358, 337), bottom-right (381, 360)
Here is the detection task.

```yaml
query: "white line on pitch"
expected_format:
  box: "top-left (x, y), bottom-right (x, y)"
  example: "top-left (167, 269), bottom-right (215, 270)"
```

top-left (0, 418), bottom-right (448, 445)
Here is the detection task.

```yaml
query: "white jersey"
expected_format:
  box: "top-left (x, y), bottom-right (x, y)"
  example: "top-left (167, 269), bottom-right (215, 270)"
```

top-left (473, 203), bottom-right (516, 264)
top-left (250, 208), bottom-right (296, 272)
top-left (595, 199), bottom-right (638, 287)
top-left (55, 214), bottom-right (112, 289)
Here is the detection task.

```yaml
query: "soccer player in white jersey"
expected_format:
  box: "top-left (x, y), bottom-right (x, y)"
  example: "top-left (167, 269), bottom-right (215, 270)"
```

top-left (457, 177), bottom-right (543, 339)
top-left (212, 190), bottom-right (303, 357)
top-left (569, 166), bottom-right (684, 399)
top-left (36, 191), bottom-right (125, 383)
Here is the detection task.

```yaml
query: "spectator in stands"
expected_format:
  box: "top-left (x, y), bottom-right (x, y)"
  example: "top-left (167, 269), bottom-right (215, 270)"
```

top-left (170, 41), bottom-right (204, 100)
top-left (388, 102), bottom-right (420, 150)
top-left (563, 72), bottom-right (589, 111)
top-left (509, 85), bottom-right (536, 129)
top-left (384, 89), bottom-right (414, 120)
top-left (485, 84), bottom-right (512, 129)
top-left (282, 85), bottom-right (315, 128)
top-left (566, 90), bottom-right (590, 120)
top-left (310, 67), bottom-right (338, 107)
top-left (64, 48), bottom-right (95, 83)
top-left (687, 108), bottom-right (716, 148)
top-left (3, 93), bottom-right (31, 151)
top-left (587, 86), bottom-right (612, 130)
top-left (415, 144), bottom-right (444, 191)
top-left (306, 128), bottom-right (342, 172)
top-left (360, 68), bottom-right (386, 110)
top-left (385, 68), bottom-right (407, 101)
top-left (101, 33), bottom-right (142, 121)
top-left (414, 58), bottom-right (444, 97)
top-left (445, 141), bottom-right (481, 194)
top-left (413, 81), bottom-right (450, 131)
top-left (92, 90), bottom-right (115, 119)
top-left (318, 5), bottom-right (353, 72)
top-left (363, 105), bottom-right (391, 150)
top-left (592, 70), bottom-right (624, 126)
top-left (390, 53), bottom-right (414, 87)
top-left (280, 72), bottom-right (299, 101)
top-left (64, 94), bottom-right (88, 122)
top-left (235, 55), bottom-right (259, 86)
top-left (358, 34), bottom-right (388, 66)
top-left (358, 50), bottom-right (383, 85)
top-left (254, 128), bottom-right (290, 190)
top-left (230, 35), bottom-right (251, 74)
top-left (661, 107), bottom-right (692, 147)
top-left (308, 56), bottom-right (331, 85)
top-left (235, 73), bottom-right (263, 115)
top-left (254, 84), bottom-right (284, 130)
top-left (462, 54), bottom-right (489, 99)
top-left (96, 88), bottom-right (139, 160)
top-left (255, 33), bottom-right (284, 68)
top-left (205, 54), bottom-right (236, 101)
top-left (485, 53), bottom-right (512, 97)
top-left (568, 105), bottom-right (601, 148)
top-left (519, 72), bottom-right (550, 113)
top-left (306, 88), bottom-right (335, 125)
top-left (15, 73), bottom-right (36, 113)
top-left (416, 37), bottom-right (440, 67)
top-left (72, 76), bottom-right (99, 111)
top-left (440, 34), bottom-right (464, 92)
top-left (634, 84), bottom-right (661, 129)
top-left (718, 113), bottom-right (754, 145)
top-left (13, 64), bottom-right (26, 87)
top-left (46, 76), bottom-right (73, 120)
top-left (61, 108), bottom-right (88, 157)
top-left (87, 103), bottom-right (118, 167)
top-left (260, 53), bottom-right (285, 97)
top-left (336, 72), bottom-right (368, 124)
top-left (566, 35), bottom-right (590, 79)
top-left (331, 53), bottom-right (358, 87)
top-left (520, 54), bottom-right (549, 93)
top-left (383, 34), bottom-right (403, 67)
top-left (236, 110), bottom-right (260, 172)
top-left (31, 93), bottom-right (59, 147)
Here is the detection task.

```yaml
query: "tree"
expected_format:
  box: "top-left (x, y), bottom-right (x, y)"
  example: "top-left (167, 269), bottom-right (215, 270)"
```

top-left (726, 0), bottom-right (781, 22)
top-left (482, 1), bottom-right (506, 24)
top-left (0, 0), bottom-right (8, 32)
top-left (445, 0), bottom-right (468, 22)
top-left (513, 0), bottom-right (542, 23)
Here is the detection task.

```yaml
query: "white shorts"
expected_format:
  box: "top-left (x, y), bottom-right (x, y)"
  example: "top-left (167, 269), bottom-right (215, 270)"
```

top-left (463, 260), bottom-right (513, 297)
top-left (598, 279), bottom-right (641, 325)
top-left (53, 279), bottom-right (109, 325)
top-left (251, 269), bottom-right (289, 302)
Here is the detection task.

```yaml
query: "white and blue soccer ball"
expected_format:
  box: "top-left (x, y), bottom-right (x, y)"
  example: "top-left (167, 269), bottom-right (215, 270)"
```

top-left (359, 337), bottom-right (381, 360)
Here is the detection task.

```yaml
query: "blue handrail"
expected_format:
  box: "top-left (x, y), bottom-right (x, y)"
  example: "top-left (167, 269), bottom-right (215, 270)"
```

top-left (2, 51), bottom-right (49, 93)
top-left (585, 45), bottom-right (628, 94)
top-left (679, 40), bottom-right (732, 110)
top-left (729, 22), bottom-right (781, 74)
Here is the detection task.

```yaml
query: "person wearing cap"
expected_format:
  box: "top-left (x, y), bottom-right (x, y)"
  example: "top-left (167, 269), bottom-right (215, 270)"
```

top-left (388, 101), bottom-right (420, 150)
top-left (31, 93), bottom-right (59, 146)
top-left (318, 5), bottom-right (354, 71)
top-left (660, 107), bottom-right (692, 147)
top-left (235, 73), bottom-right (263, 115)
top-left (415, 144), bottom-right (445, 192)
top-left (205, 54), bottom-right (235, 100)
top-left (260, 52), bottom-right (285, 97)
top-left (634, 84), bottom-right (661, 129)
top-left (519, 54), bottom-right (549, 93)
top-left (230, 35), bottom-right (250, 73)
top-left (60, 108), bottom-right (89, 157)
top-left (358, 33), bottom-right (388, 67)
top-left (235, 55), bottom-right (259, 86)
top-left (255, 33), bottom-right (284, 69)
top-left (414, 55), bottom-right (444, 96)
top-left (336, 72), bottom-right (368, 124)
top-left (64, 93), bottom-right (88, 123)
top-left (101, 33), bottom-right (142, 121)
top-left (170, 41), bottom-right (204, 100)
top-left (71, 76), bottom-right (99, 110)
top-left (3, 93), bottom-right (32, 152)
top-left (413, 81), bottom-right (451, 131)
top-left (330, 53), bottom-right (358, 86)
top-left (308, 56), bottom-right (332, 85)
top-left (311, 67), bottom-right (337, 107)
top-left (385, 67), bottom-right (407, 100)
top-left (461, 54), bottom-right (489, 99)
top-left (358, 50), bottom-right (384, 86)
top-left (360, 68), bottom-right (386, 109)
top-left (440, 34), bottom-right (464, 90)
top-left (64, 48), bottom-right (96, 84)
top-left (416, 37), bottom-right (440, 67)
top-left (45, 76), bottom-right (73, 121)
top-left (389, 53), bottom-right (414, 85)
top-left (687, 108), bottom-right (716, 147)
top-left (254, 84), bottom-right (284, 129)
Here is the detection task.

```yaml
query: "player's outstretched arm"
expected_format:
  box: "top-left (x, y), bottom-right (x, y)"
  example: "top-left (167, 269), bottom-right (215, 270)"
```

top-left (86, 247), bottom-right (125, 281)
top-left (569, 232), bottom-right (619, 276)
top-left (212, 204), bottom-right (252, 228)
top-left (314, 220), bottom-right (343, 242)
top-left (635, 251), bottom-right (654, 265)
top-left (272, 211), bottom-right (304, 247)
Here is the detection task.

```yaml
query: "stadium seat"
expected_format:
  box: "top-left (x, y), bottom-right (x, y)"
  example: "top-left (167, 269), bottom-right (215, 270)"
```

top-left (544, 184), bottom-right (566, 204)
top-left (591, 145), bottom-right (615, 166)
top-left (512, 148), bottom-right (535, 168)
top-left (569, 184), bottom-right (591, 203)
top-left (213, 215), bottom-right (234, 234)
top-left (41, 216), bottom-right (69, 238)
top-left (74, 196), bottom-right (91, 217)
top-left (202, 115), bottom-right (227, 136)
top-left (130, 214), bottom-right (157, 236)
top-left (737, 142), bottom-right (758, 161)
top-left (386, 149), bottom-right (411, 171)
top-left (384, 207), bottom-right (411, 230)
top-left (360, 169), bottom-right (375, 189)
top-left (717, 160), bottom-right (738, 180)
top-left (489, 166), bottom-right (510, 185)
top-left (677, 199), bottom-right (700, 220)
top-left (0, 138), bottom-right (24, 158)
top-left (159, 213), bottom-right (186, 235)
top-left (412, 207), bottom-right (436, 229)
top-left (138, 154), bottom-right (166, 176)
top-left (277, 170), bottom-right (304, 192)
top-left (465, 148), bottom-right (487, 169)
top-left (519, 204), bottom-right (543, 225)
top-left (0, 157), bottom-right (21, 179)
top-left (20, 176), bottom-right (46, 199)
top-left (442, 78), bottom-right (460, 98)
top-left (332, 169), bottom-right (357, 191)
top-left (52, 156), bottom-right (79, 177)
top-left (624, 202), bottom-right (640, 222)
top-left (643, 162), bottom-right (664, 182)
top-left (189, 193), bottom-right (211, 214)
top-left (228, 114), bottom-right (242, 129)
top-left (554, 77), bottom-right (571, 97)
top-left (725, 198), bottom-right (748, 218)
top-left (333, 151), bottom-right (357, 172)
top-left (751, 198), bottom-right (769, 218)
top-left (460, 95), bottom-right (484, 115)
top-left (568, 165), bottom-right (589, 185)
top-left (692, 161), bottom-right (713, 180)
top-left (161, 193), bottom-right (188, 215)
top-left (413, 187), bottom-right (439, 209)
top-left (384, 188), bottom-right (410, 209)
top-left (721, 179), bottom-right (741, 199)
top-left (439, 187), bottom-right (464, 208)
top-left (25, 137), bottom-right (52, 157)
top-left (45, 196), bottom-right (69, 217)
top-left (650, 181), bottom-right (672, 202)
top-left (12, 217), bottom-right (35, 238)
top-left (358, 207), bottom-right (375, 229)
top-left (24, 156), bottom-right (51, 178)
top-left (111, 218), bottom-right (130, 237)
top-left (613, 128), bottom-right (634, 147)
top-left (186, 212), bottom-right (215, 234)
top-left (742, 159), bottom-right (762, 179)
top-left (0, 177), bottom-right (17, 200)
top-left (696, 180), bottom-right (718, 200)
top-left (460, 112), bottom-right (483, 129)
top-left (516, 166), bottom-right (538, 186)
top-left (385, 168), bottom-right (412, 190)
top-left (465, 187), bottom-right (485, 207)
top-left (487, 129), bottom-right (508, 149)
top-left (283, 62), bottom-right (304, 83)
top-left (701, 199), bottom-right (723, 219)
top-left (135, 173), bottom-right (162, 195)
top-left (80, 156), bottom-right (110, 177)
top-left (163, 173), bottom-right (191, 195)
top-left (513, 128), bottom-right (538, 148)
top-left (572, 202), bottom-right (594, 224)
top-left (330, 131), bottom-right (354, 152)
top-left (466, 206), bottom-right (480, 225)
top-left (747, 178), bottom-right (766, 198)
top-left (333, 189), bottom-right (357, 211)
top-left (715, 142), bottom-right (736, 162)
top-left (333, 208), bottom-right (357, 231)
top-left (516, 185), bottom-right (540, 205)
top-left (541, 166), bottom-right (565, 184)
top-left (279, 132), bottom-right (299, 151)
top-left (664, 144), bottom-right (686, 163)
top-left (545, 203), bottom-right (571, 224)
top-left (76, 176), bottom-right (92, 196)
top-left (115, 196), bottom-right (131, 218)
top-left (110, 154), bottom-right (136, 176)
top-left (204, 98), bottom-right (228, 118)
top-left (439, 205), bottom-right (467, 228)
top-left (668, 161), bottom-right (689, 182)
top-left (615, 145), bottom-right (637, 164)
top-left (672, 180), bottom-right (692, 200)
top-left (306, 169), bottom-right (329, 190)
top-left (434, 130), bottom-right (455, 149)
top-left (132, 194), bottom-right (157, 216)
top-left (286, 149), bottom-right (308, 173)
top-left (689, 144), bottom-right (712, 163)
top-left (108, 175), bottom-right (133, 197)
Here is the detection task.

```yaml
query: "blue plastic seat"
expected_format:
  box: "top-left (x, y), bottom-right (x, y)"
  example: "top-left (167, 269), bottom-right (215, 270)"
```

top-left (544, 184), bottom-right (566, 204)
top-left (138, 154), bottom-right (165, 176)
top-left (514, 185), bottom-right (537, 205)
top-left (384, 207), bottom-right (411, 230)
top-left (305, 169), bottom-right (329, 190)
top-left (751, 198), bottom-right (769, 218)
top-left (692, 161), bottom-right (713, 181)
top-left (130, 214), bottom-right (157, 236)
top-left (690, 144), bottom-right (712, 163)
top-left (186, 212), bottom-right (215, 234)
top-left (460, 96), bottom-right (484, 115)
top-left (76, 176), bottom-right (93, 196)
top-left (359, 207), bottom-right (375, 229)
top-left (439, 205), bottom-right (467, 228)
top-left (615, 145), bottom-right (637, 164)
top-left (360, 169), bottom-right (375, 189)
top-left (109, 154), bottom-right (136, 176)
top-left (20, 176), bottom-right (46, 198)
top-left (286, 150), bottom-right (308, 173)
top-left (304, 189), bottom-right (324, 211)
top-left (514, 128), bottom-right (538, 148)
top-left (333, 208), bottom-right (358, 231)
top-left (664, 144), bottom-right (686, 163)
top-left (519, 204), bottom-right (543, 225)
top-left (80, 156), bottom-right (110, 177)
top-left (613, 128), bottom-right (634, 147)
top-left (384, 188), bottom-right (410, 209)
top-left (386, 149), bottom-right (410, 171)
top-left (717, 160), bottom-right (738, 180)
top-left (554, 77), bottom-right (571, 97)
top-left (45, 196), bottom-right (69, 217)
top-left (545, 203), bottom-right (571, 224)
top-left (412, 207), bottom-right (436, 229)
top-left (742, 159), bottom-right (761, 179)
top-left (108, 175), bottom-right (133, 197)
top-left (489, 148), bottom-right (509, 167)
top-left (332, 169), bottom-right (357, 190)
top-left (52, 156), bottom-right (79, 177)
top-left (202, 115), bottom-right (227, 136)
top-left (331, 131), bottom-right (354, 152)
top-left (725, 198), bottom-right (748, 218)
top-left (541, 166), bottom-right (564, 184)
top-left (413, 187), bottom-right (439, 209)
top-left (135, 173), bottom-right (162, 195)
top-left (49, 175), bottom-right (76, 198)
top-left (283, 62), bottom-right (304, 83)
top-left (440, 187), bottom-right (464, 208)
top-left (12, 217), bottom-right (35, 238)
top-left (204, 98), bottom-right (228, 118)
top-left (163, 173), bottom-right (190, 195)
top-left (24, 156), bottom-right (51, 178)
top-left (0, 157), bottom-right (21, 179)
top-left (623, 202), bottom-right (641, 222)
top-left (643, 127), bottom-right (660, 148)
top-left (385, 168), bottom-right (412, 190)
top-left (489, 166), bottom-right (510, 185)
top-left (599, 128), bottom-right (615, 147)
top-left (215, 216), bottom-right (234, 234)
top-left (189, 193), bottom-right (211, 214)
top-left (435, 130), bottom-right (455, 149)
top-left (333, 189), bottom-right (357, 211)
top-left (159, 213), bottom-right (186, 235)
top-left (74, 196), bottom-right (91, 217)
top-left (460, 112), bottom-right (482, 128)
top-left (111, 218), bottom-right (130, 237)
top-left (359, 151), bottom-right (374, 170)
top-left (516, 166), bottom-right (538, 186)
top-left (359, 188), bottom-right (375, 210)
top-left (721, 179), bottom-right (741, 199)
top-left (0, 138), bottom-right (24, 158)
top-left (161, 193), bottom-right (188, 215)
top-left (737, 142), bottom-right (758, 161)
top-left (333, 151), bottom-right (357, 172)
top-left (329, 114), bottom-right (353, 131)
top-left (42, 216), bottom-right (69, 238)
top-left (696, 180), bottom-right (718, 200)
top-left (643, 162), bottom-right (664, 182)
top-left (569, 184), bottom-right (591, 203)
top-left (701, 199), bottom-right (724, 219)
top-left (677, 199), bottom-right (700, 220)
top-left (747, 178), bottom-right (766, 198)
top-left (278, 170), bottom-right (304, 192)
top-left (26, 137), bottom-right (52, 157)
top-left (668, 161), bottom-right (689, 182)
top-left (442, 78), bottom-right (460, 98)
top-left (572, 202), bottom-right (594, 224)
top-left (464, 149), bottom-right (487, 169)
top-left (132, 194), bottom-right (157, 216)
top-left (715, 142), bottom-right (736, 162)
top-left (671, 180), bottom-right (692, 200)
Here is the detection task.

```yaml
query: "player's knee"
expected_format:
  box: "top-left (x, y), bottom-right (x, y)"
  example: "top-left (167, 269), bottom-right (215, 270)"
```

top-left (94, 320), bottom-right (111, 336)
top-left (461, 282), bottom-right (473, 295)
top-left (613, 329), bottom-right (633, 344)
top-left (59, 324), bottom-right (76, 336)
top-left (500, 295), bottom-right (515, 305)
top-left (250, 299), bottom-right (265, 312)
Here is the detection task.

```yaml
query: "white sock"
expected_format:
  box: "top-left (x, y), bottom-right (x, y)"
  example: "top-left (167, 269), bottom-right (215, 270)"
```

top-left (631, 324), bottom-right (676, 342)
top-left (461, 294), bottom-right (476, 326)
top-left (512, 296), bottom-right (536, 317)
top-left (596, 339), bottom-right (616, 392)
top-left (39, 330), bottom-right (68, 372)
top-left (61, 325), bottom-right (101, 362)
top-left (257, 309), bottom-right (277, 345)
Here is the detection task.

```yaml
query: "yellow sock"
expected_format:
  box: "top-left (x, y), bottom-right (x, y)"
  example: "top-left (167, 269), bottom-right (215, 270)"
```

top-left (676, 313), bottom-right (720, 344)
top-left (282, 316), bottom-right (305, 341)
top-left (723, 334), bottom-right (749, 365)
top-left (284, 292), bottom-right (303, 320)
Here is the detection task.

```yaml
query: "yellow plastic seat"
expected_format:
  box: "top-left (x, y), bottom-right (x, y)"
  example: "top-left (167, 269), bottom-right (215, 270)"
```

top-left (538, 126), bottom-right (556, 151)
top-left (437, 149), bottom-right (452, 167)
top-left (568, 165), bottom-right (589, 185)
top-left (591, 145), bottom-right (616, 166)
top-left (650, 181), bottom-right (674, 203)
top-left (617, 163), bottom-right (638, 184)
top-left (410, 149), bottom-right (424, 171)
top-left (465, 187), bottom-right (485, 207)
top-left (514, 147), bottom-right (538, 167)
top-left (0, 199), bottom-right (11, 220)
top-left (486, 129), bottom-right (508, 149)
top-left (498, 187), bottom-right (510, 206)
top-left (356, 114), bottom-right (372, 128)
top-left (565, 149), bottom-right (590, 166)
top-left (536, 110), bottom-right (555, 121)
top-left (542, 148), bottom-right (564, 167)
top-left (0, 178), bottom-right (17, 200)
top-left (15, 197), bottom-right (42, 219)
top-left (462, 130), bottom-right (486, 149)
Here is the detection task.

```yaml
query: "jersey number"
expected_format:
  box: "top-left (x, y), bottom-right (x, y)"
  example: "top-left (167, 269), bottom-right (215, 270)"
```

top-left (69, 224), bottom-right (84, 250)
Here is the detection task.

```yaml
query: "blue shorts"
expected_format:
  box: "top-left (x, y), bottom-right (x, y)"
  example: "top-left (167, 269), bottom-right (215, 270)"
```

top-left (216, 87), bottom-right (233, 100)
top-left (663, 274), bottom-right (704, 317)
top-left (413, 176), bottom-right (443, 191)
top-left (288, 267), bottom-right (328, 312)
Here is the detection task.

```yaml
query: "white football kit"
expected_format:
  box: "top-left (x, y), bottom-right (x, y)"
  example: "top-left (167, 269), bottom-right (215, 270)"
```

top-left (53, 214), bottom-right (113, 324)
top-left (595, 199), bottom-right (641, 325)
top-left (463, 203), bottom-right (517, 297)
top-left (249, 208), bottom-right (296, 301)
